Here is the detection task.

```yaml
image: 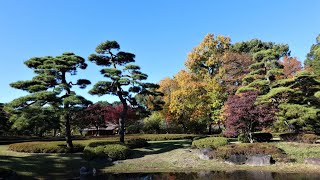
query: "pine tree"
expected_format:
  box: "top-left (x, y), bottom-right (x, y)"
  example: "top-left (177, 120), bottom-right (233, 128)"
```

top-left (6, 52), bottom-right (91, 150)
top-left (89, 41), bottom-right (160, 143)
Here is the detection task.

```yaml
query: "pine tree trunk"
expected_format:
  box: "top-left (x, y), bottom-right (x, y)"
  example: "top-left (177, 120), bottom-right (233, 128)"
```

top-left (65, 113), bottom-right (74, 150)
top-left (61, 71), bottom-right (73, 151)
top-left (117, 90), bottom-right (127, 143)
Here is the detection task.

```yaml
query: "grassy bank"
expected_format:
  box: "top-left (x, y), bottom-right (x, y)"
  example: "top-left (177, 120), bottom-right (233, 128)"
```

top-left (1, 137), bottom-right (320, 178)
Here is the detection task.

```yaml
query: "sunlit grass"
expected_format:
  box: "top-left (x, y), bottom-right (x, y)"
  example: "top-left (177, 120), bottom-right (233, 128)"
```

top-left (275, 142), bottom-right (320, 162)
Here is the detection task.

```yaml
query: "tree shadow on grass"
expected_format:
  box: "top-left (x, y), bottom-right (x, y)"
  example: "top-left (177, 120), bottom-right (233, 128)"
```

top-left (0, 152), bottom-right (113, 179)
top-left (127, 140), bottom-right (192, 159)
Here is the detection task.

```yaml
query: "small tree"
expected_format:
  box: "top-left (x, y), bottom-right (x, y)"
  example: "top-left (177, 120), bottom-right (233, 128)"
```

top-left (223, 91), bottom-right (276, 143)
top-left (89, 41), bottom-right (159, 143)
top-left (6, 52), bottom-right (91, 150)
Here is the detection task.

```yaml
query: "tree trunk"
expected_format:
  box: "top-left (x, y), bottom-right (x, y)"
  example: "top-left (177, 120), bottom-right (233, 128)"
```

top-left (53, 129), bottom-right (57, 137)
top-left (95, 124), bottom-right (99, 136)
top-left (117, 90), bottom-right (127, 143)
top-left (61, 71), bottom-right (73, 151)
top-left (248, 131), bottom-right (254, 143)
top-left (181, 122), bottom-right (187, 134)
top-left (65, 112), bottom-right (74, 150)
top-left (208, 123), bottom-right (212, 135)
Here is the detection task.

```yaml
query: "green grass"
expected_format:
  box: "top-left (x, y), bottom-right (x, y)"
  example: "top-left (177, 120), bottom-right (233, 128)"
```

top-left (275, 142), bottom-right (320, 162)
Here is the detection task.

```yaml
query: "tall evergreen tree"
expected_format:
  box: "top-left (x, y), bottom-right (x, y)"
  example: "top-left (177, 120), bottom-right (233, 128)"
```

top-left (6, 52), bottom-right (91, 150)
top-left (88, 41), bottom-right (160, 143)
top-left (259, 71), bottom-right (320, 132)
top-left (305, 34), bottom-right (320, 76)
top-left (236, 42), bottom-right (289, 95)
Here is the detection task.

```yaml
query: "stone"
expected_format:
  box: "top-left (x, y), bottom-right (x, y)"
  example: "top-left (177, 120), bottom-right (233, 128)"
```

top-left (245, 155), bottom-right (272, 166)
top-left (226, 154), bottom-right (247, 165)
top-left (197, 148), bottom-right (213, 160)
top-left (79, 166), bottom-right (91, 175)
top-left (304, 158), bottom-right (320, 165)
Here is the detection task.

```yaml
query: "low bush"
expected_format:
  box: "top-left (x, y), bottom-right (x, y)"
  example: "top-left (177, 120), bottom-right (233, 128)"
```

top-left (8, 141), bottom-right (85, 153)
top-left (238, 134), bottom-right (249, 143)
top-left (126, 138), bottom-right (149, 148)
top-left (83, 143), bottom-right (129, 160)
top-left (192, 137), bottom-right (228, 149)
top-left (210, 143), bottom-right (288, 162)
top-left (279, 133), bottom-right (299, 142)
top-left (238, 133), bottom-right (273, 143)
top-left (298, 134), bottom-right (318, 144)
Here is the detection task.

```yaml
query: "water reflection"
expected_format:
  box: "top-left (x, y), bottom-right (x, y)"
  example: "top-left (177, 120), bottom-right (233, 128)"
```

top-left (82, 171), bottom-right (320, 180)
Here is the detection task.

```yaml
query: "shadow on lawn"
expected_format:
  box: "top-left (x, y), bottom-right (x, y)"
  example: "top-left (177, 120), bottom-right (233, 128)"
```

top-left (128, 140), bottom-right (192, 159)
top-left (0, 152), bottom-right (113, 179)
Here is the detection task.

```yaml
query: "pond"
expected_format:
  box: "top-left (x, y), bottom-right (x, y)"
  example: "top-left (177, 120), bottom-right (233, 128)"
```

top-left (81, 171), bottom-right (320, 180)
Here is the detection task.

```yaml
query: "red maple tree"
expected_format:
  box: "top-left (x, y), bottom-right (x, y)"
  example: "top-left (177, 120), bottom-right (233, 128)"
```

top-left (223, 91), bottom-right (276, 143)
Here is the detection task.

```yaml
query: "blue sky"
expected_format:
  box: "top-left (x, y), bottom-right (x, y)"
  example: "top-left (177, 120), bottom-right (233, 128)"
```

top-left (0, 0), bottom-right (319, 103)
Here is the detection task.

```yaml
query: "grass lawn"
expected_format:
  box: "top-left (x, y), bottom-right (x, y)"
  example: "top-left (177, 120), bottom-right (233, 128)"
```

top-left (275, 142), bottom-right (320, 162)
top-left (1, 137), bottom-right (320, 179)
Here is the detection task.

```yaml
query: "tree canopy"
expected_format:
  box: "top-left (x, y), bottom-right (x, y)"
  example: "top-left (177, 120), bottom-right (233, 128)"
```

top-left (88, 40), bottom-right (161, 142)
top-left (5, 52), bottom-right (92, 149)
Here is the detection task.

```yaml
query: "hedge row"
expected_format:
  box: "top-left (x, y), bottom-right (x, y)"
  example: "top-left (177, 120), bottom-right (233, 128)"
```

top-left (8, 141), bottom-right (85, 153)
top-left (8, 138), bottom-right (149, 153)
top-left (192, 137), bottom-right (228, 149)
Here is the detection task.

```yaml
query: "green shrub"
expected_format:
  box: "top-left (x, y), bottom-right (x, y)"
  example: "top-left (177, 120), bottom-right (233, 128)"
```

top-left (238, 134), bottom-right (250, 143)
top-left (298, 134), bottom-right (318, 144)
top-left (279, 133), bottom-right (299, 142)
top-left (210, 143), bottom-right (288, 162)
top-left (126, 138), bottom-right (149, 148)
top-left (238, 133), bottom-right (273, 143)
top-left (83, 144), bottom-right (129, 161)
top-left (104, 144), bottom-right (128, 160)
top-left (8, 141), bottom-right (85, 153)
top-left (192, 137), bottom-right (228, 149)
top-left (127, 123), bottom-right (143, 134)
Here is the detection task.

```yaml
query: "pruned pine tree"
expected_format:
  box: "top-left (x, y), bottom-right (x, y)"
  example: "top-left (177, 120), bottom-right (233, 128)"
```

top-left (236, 43), bottom-right (289, 95)
top-left (259, 71), bottom-right (320, 132)
top-left (5, 52), bottom-right (91, 150)
top-left (89, 41), bottom-right (161, 143)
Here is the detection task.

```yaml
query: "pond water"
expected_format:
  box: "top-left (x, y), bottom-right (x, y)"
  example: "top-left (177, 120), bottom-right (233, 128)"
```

top-left (82, 171), bottom-right (320, 180)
